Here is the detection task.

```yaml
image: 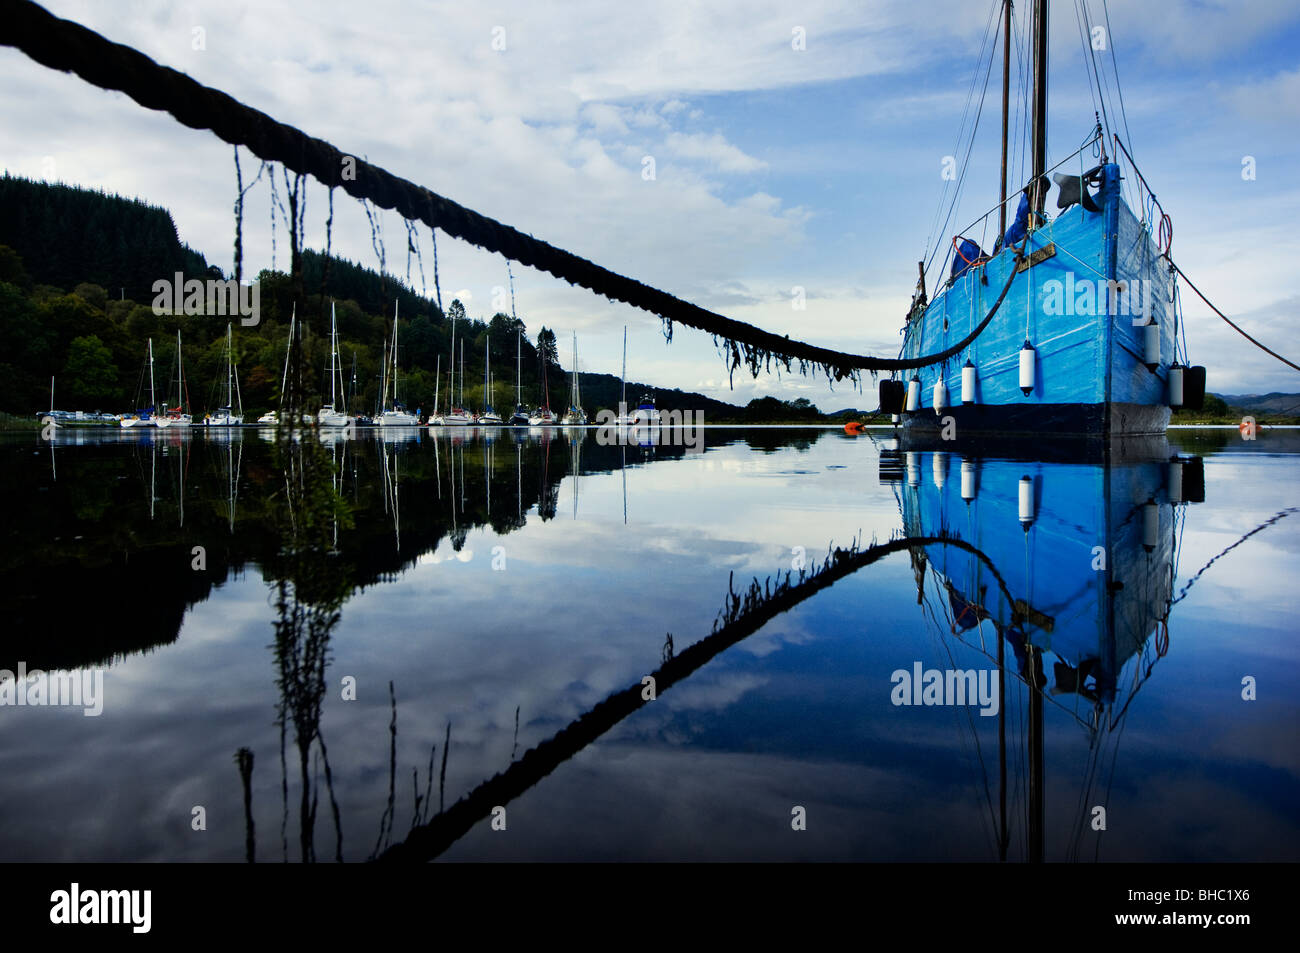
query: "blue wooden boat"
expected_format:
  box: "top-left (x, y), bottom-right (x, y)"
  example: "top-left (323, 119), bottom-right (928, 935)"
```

top-left (888, 0), bottom-right (1203, 438)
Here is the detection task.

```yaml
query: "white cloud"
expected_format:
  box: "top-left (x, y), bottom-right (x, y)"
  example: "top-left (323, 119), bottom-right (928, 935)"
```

top-left (664, 131), bottom-right (766, 173)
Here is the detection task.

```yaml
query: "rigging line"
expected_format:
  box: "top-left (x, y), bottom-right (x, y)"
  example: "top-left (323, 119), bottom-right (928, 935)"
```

top-left (1071, 0), bottom-right (1103, 128)
top-left (1094, 710), bottom-right (1130, 861)
top-left (1101, 0), bottom-right (1133, 153)
top-left (1079, 0), bottom-right (1116, 143)
top-left (1082, 0), bottom-right (1122, 149)
top-left (924, 1), bottom-right (1003, 282)
top-left (1170, 508), bottom-right (1299, 608)
top-left (1166, 258), bottom-right (1300, 373)
top-left (923, 0), bottom-right (1003, 263)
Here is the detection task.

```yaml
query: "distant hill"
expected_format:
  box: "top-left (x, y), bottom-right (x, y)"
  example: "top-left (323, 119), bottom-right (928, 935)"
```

top-left (1216, 393), bottom-right (1300, 415)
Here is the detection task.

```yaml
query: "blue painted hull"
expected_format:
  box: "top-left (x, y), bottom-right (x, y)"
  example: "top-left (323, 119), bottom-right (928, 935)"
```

top-left (900, 164), bottom-right (1173, 436)
top-left (896, 445), bottom-right (1179, 703)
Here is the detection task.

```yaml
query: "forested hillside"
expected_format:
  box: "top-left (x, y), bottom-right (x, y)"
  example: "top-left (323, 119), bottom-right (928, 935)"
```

top-left (0, 176), bottom-right (818, 421)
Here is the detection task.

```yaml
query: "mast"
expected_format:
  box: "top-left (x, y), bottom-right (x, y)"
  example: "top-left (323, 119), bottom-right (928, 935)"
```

top-left (460, 339), bottom-right (465, 408)
top-left (349, 351), bottom-right (357, 409)
top-left (147, 338), bottom-right (156, 411)
top-left (226, 323), bottom-right (234, 409)
top-left (621, 326), bottom-right (627, 412)
top-left (999, 0), bottom-right (1012, 238)
top-left (434, 355), bottom-right (441, 417)
top-left (449, 304), bottom-right (456, 410)
top-left (484, 336), bottom-right (490, 412)
top-left (516, 331), bottom-right (521, 405)
top-left (329, 302), bottom-right (338, 409)
top-left (389, 299), bottom-right (400, 411)
top-left (280, 307), bottom-right (294, 411)
top-left (1029, 0), bottom-right (1049, 221)
top-left (175, 330), bottom-right (183, 412)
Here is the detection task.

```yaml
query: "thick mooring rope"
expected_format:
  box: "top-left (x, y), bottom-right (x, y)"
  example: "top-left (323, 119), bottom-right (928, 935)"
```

top-left (3, 0), bottom-right (1021, 381)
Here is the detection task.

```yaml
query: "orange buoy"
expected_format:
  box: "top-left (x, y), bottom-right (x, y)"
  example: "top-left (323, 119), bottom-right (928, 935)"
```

top-left (844, 420), bottom-right (864, 435)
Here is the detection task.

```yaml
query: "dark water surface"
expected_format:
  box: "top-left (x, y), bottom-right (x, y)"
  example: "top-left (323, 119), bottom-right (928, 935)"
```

top-left (1, 425), bottom-right (1296, 862)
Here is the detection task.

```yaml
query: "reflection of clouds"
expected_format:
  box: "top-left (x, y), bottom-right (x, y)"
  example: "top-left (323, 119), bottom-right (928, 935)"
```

top-left (735, 621), bottom-right (817, 659)
top-left (657, 672), bottom-right (769, 713)
top-left (421, 547), bottom-right (475, 564)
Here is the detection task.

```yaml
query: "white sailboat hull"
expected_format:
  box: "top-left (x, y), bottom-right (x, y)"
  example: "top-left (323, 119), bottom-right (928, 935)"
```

top-left (317, 409), bottom-right (351, 427)
top-left (379, 411), bottom-right (420, 426)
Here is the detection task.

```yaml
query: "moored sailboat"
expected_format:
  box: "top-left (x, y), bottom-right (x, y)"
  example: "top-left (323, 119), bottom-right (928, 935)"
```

top-left (155, 330), bottom-right (192, 428)
top-left (204, 323), bottom-right (244, 426)
top-left (317, 302), bottom-right (352, 427)
top-left (561, 331), bottom-right (586, 426)
top-left (120, 338), bottom-right (158, 428)
top-left (509, 329), bottom-right (530, 426)
top-left (256, 306), bottom-right (295, 425)
top-left (479, 336), bottom-right (503, 425)
top-left (379, 301), bottom-right (419, 426)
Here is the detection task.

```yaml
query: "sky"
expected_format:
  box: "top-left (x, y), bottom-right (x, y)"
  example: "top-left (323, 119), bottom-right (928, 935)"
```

top-left (1, 0), bottom-right (1298, 409)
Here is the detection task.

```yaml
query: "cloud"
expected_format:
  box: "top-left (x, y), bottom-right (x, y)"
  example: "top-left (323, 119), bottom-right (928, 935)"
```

top-left (664, 131), bottom-right (767, 173)
top-left (1224, 67), bottom-right (1300, 122)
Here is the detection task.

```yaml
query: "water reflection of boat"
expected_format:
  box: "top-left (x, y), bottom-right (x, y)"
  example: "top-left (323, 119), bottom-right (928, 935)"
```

top-left (892, 437), bottom-right (1204, 859)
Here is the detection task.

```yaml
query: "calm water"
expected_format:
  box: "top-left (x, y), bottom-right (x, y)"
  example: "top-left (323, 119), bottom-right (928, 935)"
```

top-left (1, 425), bottom-right (1296, 862)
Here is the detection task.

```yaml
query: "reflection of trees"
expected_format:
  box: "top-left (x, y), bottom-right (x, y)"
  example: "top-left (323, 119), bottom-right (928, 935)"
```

top-left (263, 405), bottom-right (354, 861)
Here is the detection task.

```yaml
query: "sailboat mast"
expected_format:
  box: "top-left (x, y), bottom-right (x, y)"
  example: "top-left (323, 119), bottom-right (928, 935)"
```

top-left (226, 324), bottom-right (233, 408)
top-left (280, 308), bottom-right (294, 410)
top-left (434, 355), bottom-right (441, 416)
top-left (148, 338), bottom-right (156, 410)
top-left (1030, 0), bottom-right (1049, 218)
top-left (391, 301), bottom-right (399, 407)
top-left (484, 337), bottom-right (489, 412)
top-left (175, 330), bottom-right (182, 411)
top-left (999, 0), bottom-right (1012, 238)
top-left (516, 330), bottom-right (521, 405)
top-left (330, 302), bottom-right (338, 407)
